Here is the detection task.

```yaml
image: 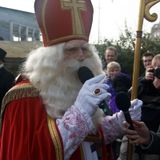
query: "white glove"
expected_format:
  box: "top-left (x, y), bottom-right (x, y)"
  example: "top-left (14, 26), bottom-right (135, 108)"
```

top-left (74, 74), bottom-right (111, 116)
top-left (129, 99), bottom-right (142, 120)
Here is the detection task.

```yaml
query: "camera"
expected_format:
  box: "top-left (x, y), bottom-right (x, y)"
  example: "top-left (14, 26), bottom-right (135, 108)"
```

top-left (149, 68), bottom-right (160, 79)
top-left (154, 68), bottom-right (160, 79)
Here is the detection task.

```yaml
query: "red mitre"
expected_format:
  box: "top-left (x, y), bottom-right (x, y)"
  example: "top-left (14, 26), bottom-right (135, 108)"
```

top-left (34, 0), bottom-right (93, 47)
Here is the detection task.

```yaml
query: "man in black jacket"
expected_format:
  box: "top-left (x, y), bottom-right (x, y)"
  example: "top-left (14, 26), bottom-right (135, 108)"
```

top-left (124, 54), bottom-right (160, 158)
top-left (0, 48), bottom-right (15, 108)
top-left (138, 54), bottom-right (160, 133)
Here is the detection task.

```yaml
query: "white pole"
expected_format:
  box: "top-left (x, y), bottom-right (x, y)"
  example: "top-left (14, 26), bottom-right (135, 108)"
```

top-left (98, 0), bottom-right (101, 43)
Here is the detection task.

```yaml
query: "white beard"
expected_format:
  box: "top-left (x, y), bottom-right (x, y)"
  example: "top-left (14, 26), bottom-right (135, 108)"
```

top-left (24, 43), bottom-right (105, 126)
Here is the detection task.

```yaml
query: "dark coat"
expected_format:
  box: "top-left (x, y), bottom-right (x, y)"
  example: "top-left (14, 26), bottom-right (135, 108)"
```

top-left (133, 78), bottom-right (160, 156)
top-left (0, 67), bottom-right (15, 107)
top-left (138, 78), bottom-right (160, 132)
top-left (144, 131), bottom-right (160, 154)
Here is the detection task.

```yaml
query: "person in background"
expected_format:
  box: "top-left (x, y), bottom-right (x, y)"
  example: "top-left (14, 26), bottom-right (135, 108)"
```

top-left (118, 53), bottom-right (159, 160)
top-left (0, 0), bottom-right (142, 160)
top-left (139, 52), bottom-right (154, 80)
top-left (104, 61), bottom-right (131, 160)
top-left (105, 61), bottom-right (121, 81)
top-left (104, 61), bottom-right (131, 113)
top-left (104, 61), bottom-right (121, 114)
top-left (0, 48), bottom-right (15, 108)
top-left (122, 53), bottom-right (160, 160)
top-left (142, 52), bottom-right (154, 70)
top-left (103, 46), bottom-right (118, 69)
top-left (103, 47), bottom-right (131, 76)
top-left (138, 54), bottom-right (160, 133)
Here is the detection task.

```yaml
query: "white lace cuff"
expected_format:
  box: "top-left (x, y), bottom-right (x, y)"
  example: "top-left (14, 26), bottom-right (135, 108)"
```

top-left (56, 105), bottom-right (95, 159)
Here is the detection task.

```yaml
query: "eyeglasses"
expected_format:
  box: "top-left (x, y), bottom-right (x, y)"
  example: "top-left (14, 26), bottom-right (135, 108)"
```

top-left (64, 44), bottom-right (90, 53)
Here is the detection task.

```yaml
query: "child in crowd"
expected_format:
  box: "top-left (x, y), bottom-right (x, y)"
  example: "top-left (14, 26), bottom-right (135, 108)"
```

top-left (105, 61), bottom-right (121, 80)
top-left (104, 61), bottom-right (131, 159)
top-left (104, 61), bottom-right (131, 113)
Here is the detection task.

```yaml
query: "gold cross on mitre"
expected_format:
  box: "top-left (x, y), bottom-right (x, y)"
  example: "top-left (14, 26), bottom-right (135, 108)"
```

top-left (60, 0), bottom-right (87, 35)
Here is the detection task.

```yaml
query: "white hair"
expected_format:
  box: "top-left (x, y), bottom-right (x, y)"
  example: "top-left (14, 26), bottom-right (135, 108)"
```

top-left (23, 42), bottom-right (104, 123)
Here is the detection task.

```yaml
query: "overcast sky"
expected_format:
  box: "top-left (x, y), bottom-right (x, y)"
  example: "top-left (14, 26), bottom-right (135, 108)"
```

top-left (0, 0), bottom-right (160, 43)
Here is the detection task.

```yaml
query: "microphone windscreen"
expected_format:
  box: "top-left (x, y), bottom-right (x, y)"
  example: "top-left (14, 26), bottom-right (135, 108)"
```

top-left (115, 91), bottom-right (131, 112)
top-left (77, 66), bottom-right (94, 84)
top-left (112, 73), bottom-right (131, 92)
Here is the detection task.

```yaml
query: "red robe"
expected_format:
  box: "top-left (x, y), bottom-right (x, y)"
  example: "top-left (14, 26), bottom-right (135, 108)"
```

top-left (0, 80), bottom-right (112, 160)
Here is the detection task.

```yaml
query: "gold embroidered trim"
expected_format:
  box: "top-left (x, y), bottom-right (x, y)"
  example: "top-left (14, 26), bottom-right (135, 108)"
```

top-left (47, 116), bottom-right (63, 160)
top-left (84, 134), bottom-right (102, 144)
top-left (42, 0), bottom-right (87, 45)
top-left (80, 145), bottom-right (84, 159)
top-left (42, 0), bottom-right (48, 41)
top-left (60, 0), bottom-right (86, 35)
top-left (0, 83), bottom-right (39, 132)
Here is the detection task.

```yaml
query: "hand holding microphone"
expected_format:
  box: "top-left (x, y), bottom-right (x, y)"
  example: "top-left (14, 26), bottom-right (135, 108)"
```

top-left (77, 66), bottom-right (112, 115)
top-left (74, 73), bottom-right (111, 116)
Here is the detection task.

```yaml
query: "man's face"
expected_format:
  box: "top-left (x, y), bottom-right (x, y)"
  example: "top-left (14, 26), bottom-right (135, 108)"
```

top-left (62, 39), bottom-right (103, 76)
top-left (63, 40), bottom-right (91, 61)
top-left (105, 49), bottom-right (117, 64)
top-left (142, 56), bottom-right (153, 69)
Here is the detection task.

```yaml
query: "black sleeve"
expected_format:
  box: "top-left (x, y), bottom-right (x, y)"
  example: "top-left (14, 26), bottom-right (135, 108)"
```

top-left (141, 131), bottom-right (160, 154)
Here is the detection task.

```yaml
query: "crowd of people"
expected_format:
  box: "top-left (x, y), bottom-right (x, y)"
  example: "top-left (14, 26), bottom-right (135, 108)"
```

top-left (124, 54), bottom-right (160, 157)
top-left (0, 0), bottom-right (159, 160)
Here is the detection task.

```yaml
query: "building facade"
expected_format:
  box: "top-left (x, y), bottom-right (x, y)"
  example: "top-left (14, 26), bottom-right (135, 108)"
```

top-left (151, 22), bottom-right (160, 38)
top-left (0, 6), bottom-right (40, 41)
